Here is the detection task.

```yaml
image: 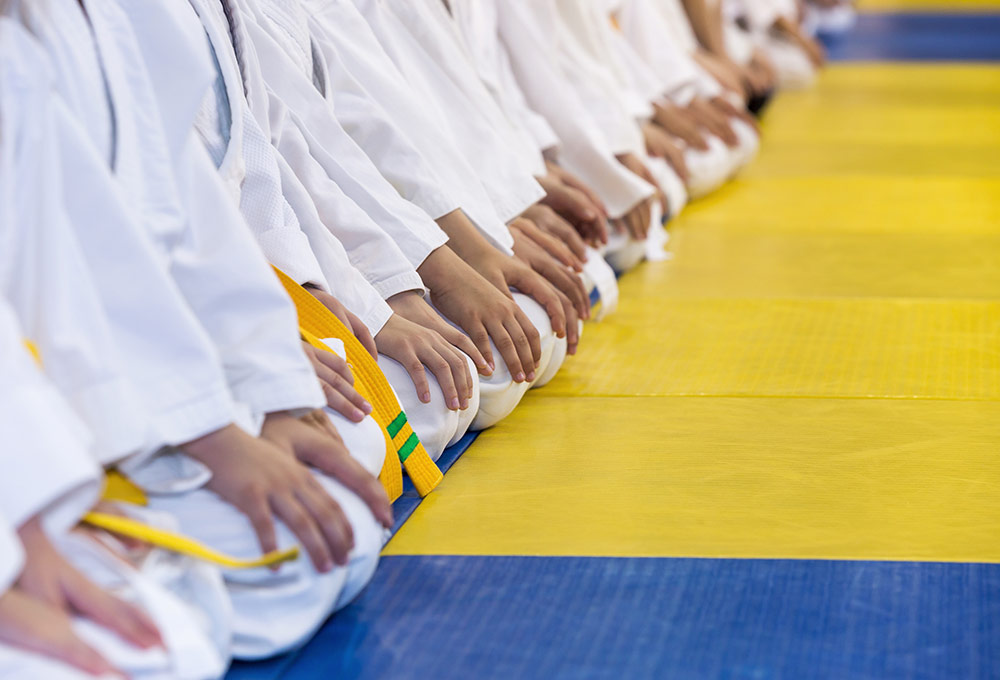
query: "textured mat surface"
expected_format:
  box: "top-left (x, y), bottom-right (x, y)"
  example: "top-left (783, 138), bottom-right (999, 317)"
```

top-left (249, 555), bottom-right (1000, 680)
top-left (227, 13), bottom-right (1000, 680)
top-left (386, 396), bottom-right (1000, 560)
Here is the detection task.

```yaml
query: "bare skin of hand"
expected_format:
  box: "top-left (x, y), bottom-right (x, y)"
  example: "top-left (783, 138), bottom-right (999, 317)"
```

top-left (687, 97), bottom-right (739, 147)
top-left (375, 313), bottom-right (473, 409)
top-left (642, 122), bottom-right (690, 184)
top-left (307, 278), bottom-right (472, 409)
top-left (614, 153), bottom-right (662, 239)
top-left (748, 48), bottom-right (778, 94)
top-left (419, 245), bottom-right (541, 383)
top-left (709, 95), bottom-right (758, 133)
top-left (612, 200), bottom-right (652, 242)
top-left (260, 412), bottom-right (392, 528)
top-left (775, 18), bottom-right (826, 67)
top-left (301, 408), bottom-right (343, 440)
top-left (379, 295), bottom-right (475, 409)
top-left (0, 588), bottom-right (125, 678)
top-left (617, 152), bottom-right (667, 216)
top-left (537, 165), bottom-right (608, 246)
top-left (388, 289), bottom-right (484, 383)
top-left (652, 101), bottom-right (710, 151)
top-left (15, 517), bottom-right (163, 671)
top-left (300, 341), bottom-right (371, 423)
top-left (185, 424), bottom-right (359, 572)
top-left (510, 230), bottom-right (583, 355)
top-left (520, 205), bottom-right (587, 271)
top-left (544, 161), bottom-right (608, 218)
top-left (693, 49), bottom-right (748, 99)
top-left (428, 220), bottom-right (566, 361)
top-left (511, 220), bottom-right (589, 320)
top-left (741, 62), bottom-right (770, 98)
top-left (304, 285), bottom-right (377, 359)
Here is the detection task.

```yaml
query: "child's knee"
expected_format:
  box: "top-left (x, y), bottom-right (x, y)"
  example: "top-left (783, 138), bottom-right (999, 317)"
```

top-left (448, 353), bottom-right (480, 447)
top-left (325, 409), bottom-right (386, 476)
top-left (472, 352), bottom-right (530, 430)
top-left (685, 136), bottom-right (731, 199)
top-left (377, 354), bottom-right (462, 461)
top-left (604, 229), bottom-right (646, 274)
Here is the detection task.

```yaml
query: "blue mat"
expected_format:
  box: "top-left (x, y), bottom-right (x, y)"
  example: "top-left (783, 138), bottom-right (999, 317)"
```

top-left (229, 555), bottom-right (1000, 680)
top-left (825, 13), bottom-right (1000, 61)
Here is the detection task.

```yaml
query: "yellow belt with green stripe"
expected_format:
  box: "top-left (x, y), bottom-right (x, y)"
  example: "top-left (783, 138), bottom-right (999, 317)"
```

top-left (274, 268), bottom-right (442, 501)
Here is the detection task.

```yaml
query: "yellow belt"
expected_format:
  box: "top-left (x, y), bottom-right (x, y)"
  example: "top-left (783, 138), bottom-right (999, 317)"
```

top-left (273, 267), bottom-right (443, 501)
top-left (27, 341), bottom-right (300, 570)
top-left (93, 472), bottom-right (298, 569)
top-left (82, 511), bottom-right (299, 569)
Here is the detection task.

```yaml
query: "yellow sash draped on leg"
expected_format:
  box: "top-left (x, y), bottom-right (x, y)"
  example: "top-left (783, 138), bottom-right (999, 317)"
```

top-left (273, 268), bottom-right (442, 501)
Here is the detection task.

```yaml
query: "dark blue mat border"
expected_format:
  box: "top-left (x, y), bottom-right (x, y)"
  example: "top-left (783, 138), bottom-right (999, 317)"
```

top-left (824, 12), bottom-right (1000, 62)
top-left (230, 555), bottom-right (1000, 680)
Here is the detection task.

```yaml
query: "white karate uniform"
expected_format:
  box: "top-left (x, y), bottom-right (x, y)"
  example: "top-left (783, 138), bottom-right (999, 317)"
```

top-left (0, 290), bottom-right (227, 680)
top-left (239, 0), bottom-right (562, 432)
top-left (178, 0), bottom-right (479, 456)
top-left (304, 0), bottom-right (512, 251)
top-left (19, 0), bottom-right (385, 659)
top-left (0, 300), bottom-right (108, 680)
top-left (737, 0), bottom-right (816, 90)
top-left (350, 0), bottom-right (546, 231)
top-left (539, 0), bottom-right (679, 267)
top-left (497, 0), bottom-right (654, 223)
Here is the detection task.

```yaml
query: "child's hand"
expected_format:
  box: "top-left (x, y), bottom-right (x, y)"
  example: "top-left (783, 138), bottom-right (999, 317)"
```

top-left (305, 286), bottom-right (378, 359)
top-left (261, 413), bottom-right (393, 529)
top-left (617, 152), bottom-right (667, 219)
top-left (419, 248), bottom-right (542, 382)
top-left (184, 425), bottom-right (357, 572)
top-left (642, 123), bottom-right (691, 184)
top-left (0, 588), bottom-right (123, 678)
top-left (537, 169), bottom-right (608, 247)
top-left (374, 314), bottom-right (474, 410)
top-left (521, 204), bottom-right (588, 271)
top-left (510, 230), bottom-right (583, 356)
top-left (300, 341), bottom-right (372, 423)
top-left (15, 518), bottom-right (163, 655)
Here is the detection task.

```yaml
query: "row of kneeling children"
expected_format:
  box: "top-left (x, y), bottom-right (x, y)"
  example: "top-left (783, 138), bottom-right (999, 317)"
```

top-left (0, 0), bottom-right (844, 677)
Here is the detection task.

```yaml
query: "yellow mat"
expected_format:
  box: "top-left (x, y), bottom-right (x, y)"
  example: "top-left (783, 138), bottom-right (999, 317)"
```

top-left (385, 64), bottom-right (1000, 562)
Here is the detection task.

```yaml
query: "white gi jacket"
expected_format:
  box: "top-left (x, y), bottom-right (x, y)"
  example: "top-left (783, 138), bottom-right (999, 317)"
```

top-left (0, 20), bottom-right (147, 462)
top-left (235, 0), bottom-right (449, 286)
top-left (496, 0), bottom-right (655, 219)
top-left (0, 298), bottom-right (101, 538)
top-left (304, 0), bottom-right (514, 251)
top-left (22, 0), bottom-right (324, 450)
top-left (350, 0), bottom-right (545, 234)
top-left (182, 0), bottom-right (394, 335)
top-left (615, 0), bottom-right (725, 105)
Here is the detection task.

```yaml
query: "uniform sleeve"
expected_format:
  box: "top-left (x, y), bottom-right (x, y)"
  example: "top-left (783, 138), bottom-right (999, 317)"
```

top-left (497, 0), bottom-right (655, 217)
top-left (305, 0), bottom-right (515, 254)
top-left (267, 91), bottom-right (428, 300)
top-left (359, 0), bottom-right (544, 232)
top-left (309, 18), bottom-right (460, 222)
top-left (235, 84), bottom-right (333, 292)
top-left (615, 0), bottom-right (713, 105)
top-left (168, 133), bottom-right (326, 417)
top-left (552, 0), bottom-right (647, 155)
top-left (274, 149), bottom-right (395, 336)
top-left (0, 299), bottom-right (101, 537)
top-left (0, 25), bottom-right (148, 462)
top-left (113, 0), bottom-right (325, 418)
top-left (242, 12), bottom-right (447, 280)
top-left (51, 101), bottom-right (241, 451)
